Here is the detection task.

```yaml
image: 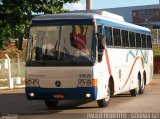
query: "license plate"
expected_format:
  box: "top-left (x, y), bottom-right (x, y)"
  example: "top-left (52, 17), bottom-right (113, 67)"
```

top-left (53, 94), bottom-right (64, 99)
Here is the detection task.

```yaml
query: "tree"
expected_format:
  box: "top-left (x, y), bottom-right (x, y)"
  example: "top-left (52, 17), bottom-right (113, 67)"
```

top-left (0, 0), bottom-right (79, 50)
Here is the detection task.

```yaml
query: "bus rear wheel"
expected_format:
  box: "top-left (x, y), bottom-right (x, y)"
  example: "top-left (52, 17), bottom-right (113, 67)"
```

top-left (139, 78), bottom-right (145, 94)
top-left (130, 78), bottom-right (140, 96)
top-left (139, 73), bottom-right (146, 94)
top-left (97, 86), bottom-right (110, 108)
top-left (44, 100), bottom-right (58, 108)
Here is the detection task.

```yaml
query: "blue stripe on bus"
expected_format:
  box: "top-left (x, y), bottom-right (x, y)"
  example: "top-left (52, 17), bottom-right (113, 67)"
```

top-left (25, 87), bottom-right (97, 101)
top-left (96, 19), bottom-right (151, 35)
top-left (126, 49), bottom-right (149, 64)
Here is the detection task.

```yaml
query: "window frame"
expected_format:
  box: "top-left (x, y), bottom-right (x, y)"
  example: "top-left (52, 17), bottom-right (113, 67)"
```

top-left (129, 31), bottom-right (136, 48)
top-left (121, 29), bottom-right (129, 47)
top-left (142, 34), bottom-right (147, 48)
top-left (135, 33), bottom-right (142, 48)
top-left (147, 35), bottom-right (152, 48)
top-left (113, 28), bottom-right (122, 47)
top-left (104, 26), bottom-right (113, 46)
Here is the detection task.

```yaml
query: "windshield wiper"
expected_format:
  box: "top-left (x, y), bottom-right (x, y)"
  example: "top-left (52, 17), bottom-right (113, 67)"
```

top-left (46, 26), bottom-right (61, 61)
top-left (42, 40), bottom-right (59, 61)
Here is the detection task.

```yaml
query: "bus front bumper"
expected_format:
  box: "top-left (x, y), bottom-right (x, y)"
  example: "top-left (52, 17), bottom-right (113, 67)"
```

top-left (25, 87), bottom-right (97, 101)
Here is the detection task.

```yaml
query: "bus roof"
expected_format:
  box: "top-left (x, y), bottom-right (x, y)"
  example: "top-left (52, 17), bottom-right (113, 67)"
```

top-left (32, 10), bottom-right (150, 33)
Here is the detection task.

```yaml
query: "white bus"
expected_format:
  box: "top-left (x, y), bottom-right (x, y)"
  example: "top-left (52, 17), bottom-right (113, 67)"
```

top-left (25, 10), bottom-right (153, 108)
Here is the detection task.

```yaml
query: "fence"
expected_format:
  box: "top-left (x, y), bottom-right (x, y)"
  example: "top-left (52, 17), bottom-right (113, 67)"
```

top-left (0, 57), bottom-right (25, 90)
top-left (152, 29), bottom-right (160, 44)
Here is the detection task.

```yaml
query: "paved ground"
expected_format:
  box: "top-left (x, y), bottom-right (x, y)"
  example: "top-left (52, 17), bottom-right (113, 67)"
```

top-left (0, 74), bottom-right (160, 119)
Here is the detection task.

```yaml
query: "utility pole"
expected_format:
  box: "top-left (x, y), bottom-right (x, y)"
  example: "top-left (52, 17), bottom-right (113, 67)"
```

top-left (86, 0), bottom-right (92, 10)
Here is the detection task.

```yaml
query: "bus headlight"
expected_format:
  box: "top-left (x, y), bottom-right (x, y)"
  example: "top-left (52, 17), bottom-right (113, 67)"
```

top-left (26, 78), bottom-right (39, 87)
top-left (78, 79), bottom-right (97, 87)
top-left (86, 93), bottom-right (91, 98)
top-left (86, 80), bottom-right (92, 86)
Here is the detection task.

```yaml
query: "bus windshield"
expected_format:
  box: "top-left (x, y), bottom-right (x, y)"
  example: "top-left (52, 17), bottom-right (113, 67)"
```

top-left (27, 25), bottom-right (95, 64)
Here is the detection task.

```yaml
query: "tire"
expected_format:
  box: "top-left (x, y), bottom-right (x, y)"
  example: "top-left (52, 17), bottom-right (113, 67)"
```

top-left (44, 100), bottom-right (58, 108)
top-left (130, 78), bottom-right (140, 97)
top-left (139, 74), bottom-right (146, 94)
top-left (97, 85), bottom-right (110, 108)
top-left (139, 79), bottom-right (145, 94)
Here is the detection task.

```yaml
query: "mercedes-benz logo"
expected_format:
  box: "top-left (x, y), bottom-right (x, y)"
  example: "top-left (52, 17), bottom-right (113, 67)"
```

top-left (55, 81), bottom-right (61, 87)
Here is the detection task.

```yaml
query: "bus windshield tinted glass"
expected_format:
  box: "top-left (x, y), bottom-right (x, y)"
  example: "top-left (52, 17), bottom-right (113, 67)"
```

top-left (27, 25), bottom-right (95, 63)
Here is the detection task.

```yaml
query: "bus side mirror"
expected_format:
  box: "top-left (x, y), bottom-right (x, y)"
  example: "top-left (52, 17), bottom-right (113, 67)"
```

top-left (98, 49), bottom-right (103, 63)
top-left (97, 33), bottom-right (106, 62)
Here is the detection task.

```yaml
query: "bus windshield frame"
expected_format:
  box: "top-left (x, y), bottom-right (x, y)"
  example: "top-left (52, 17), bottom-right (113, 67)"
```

top-left (26, 24), bottom-right (96, 66)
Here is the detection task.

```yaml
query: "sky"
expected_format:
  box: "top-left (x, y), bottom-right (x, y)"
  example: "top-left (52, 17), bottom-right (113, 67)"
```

top-left (64, 0), bottom-right (160, 11)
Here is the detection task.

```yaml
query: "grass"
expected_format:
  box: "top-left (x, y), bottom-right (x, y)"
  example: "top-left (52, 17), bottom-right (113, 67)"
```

top-left (153, 44), bottom-right (160, 57)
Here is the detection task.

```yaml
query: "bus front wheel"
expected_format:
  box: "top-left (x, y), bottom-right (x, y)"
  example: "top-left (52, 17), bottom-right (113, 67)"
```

top-left (97, 86), bottom-right (110, 108)
top-left (44, 100), bottom-right (58, 108)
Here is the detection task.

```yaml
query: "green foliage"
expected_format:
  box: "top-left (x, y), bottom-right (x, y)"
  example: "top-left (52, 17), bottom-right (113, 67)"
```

top-left (0, 0), bottom-right (79, 50)
top-left (153, 44), bottom-right (160, 57)
top-left (0, 39), bottom-right (5, 50)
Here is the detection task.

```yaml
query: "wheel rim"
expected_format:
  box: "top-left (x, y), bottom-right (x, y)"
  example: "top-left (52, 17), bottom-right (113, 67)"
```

top-left (141, 79), bottom-right (144, 90)
top-left (136, 79), bottom-right (140, 94)
top-left (105, 87), bottom-right (110, 102)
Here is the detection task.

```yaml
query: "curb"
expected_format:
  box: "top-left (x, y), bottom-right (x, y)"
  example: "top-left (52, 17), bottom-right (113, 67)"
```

top-left (0, 85), bottom-right (25, 90)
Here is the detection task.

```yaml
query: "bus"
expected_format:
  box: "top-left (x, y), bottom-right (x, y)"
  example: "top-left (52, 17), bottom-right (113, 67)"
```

top-left (25, 10), bottom-right (153, 108)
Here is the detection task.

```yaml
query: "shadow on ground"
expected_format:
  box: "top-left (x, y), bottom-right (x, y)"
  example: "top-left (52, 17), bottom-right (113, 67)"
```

top-left (0, 93), bottom-right (98, 116)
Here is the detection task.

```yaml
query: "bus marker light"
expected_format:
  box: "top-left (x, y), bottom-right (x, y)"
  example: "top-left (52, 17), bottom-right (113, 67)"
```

top-left (53, 94), bottom-right (64, 99)
top-left (92, 79), bottom-right (97, 87)
top-left (86, 93), bottom-right (91, 98)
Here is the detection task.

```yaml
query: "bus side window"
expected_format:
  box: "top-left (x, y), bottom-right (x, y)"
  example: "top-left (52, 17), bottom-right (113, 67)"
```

top-left (97, 25), bottom-right (104, 62)
top-left (129, 31), bottom-right (135, 47)
top-left (104, 26), bottom-right (113, 46)
top-left (142, 34), bottom-right (147, 48)
top-left (147, 35), bottom-right (152, 48)
top-left (122, 30), bottom-right (129, 47)
top-left (97, 25), bottom-right (102, 34)
top-left (136, 33), bottom-right (142, 48)
top-left (97, 25), bottom-right (104, 50)
top-left (113, 28), bottom-right (121, 46)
